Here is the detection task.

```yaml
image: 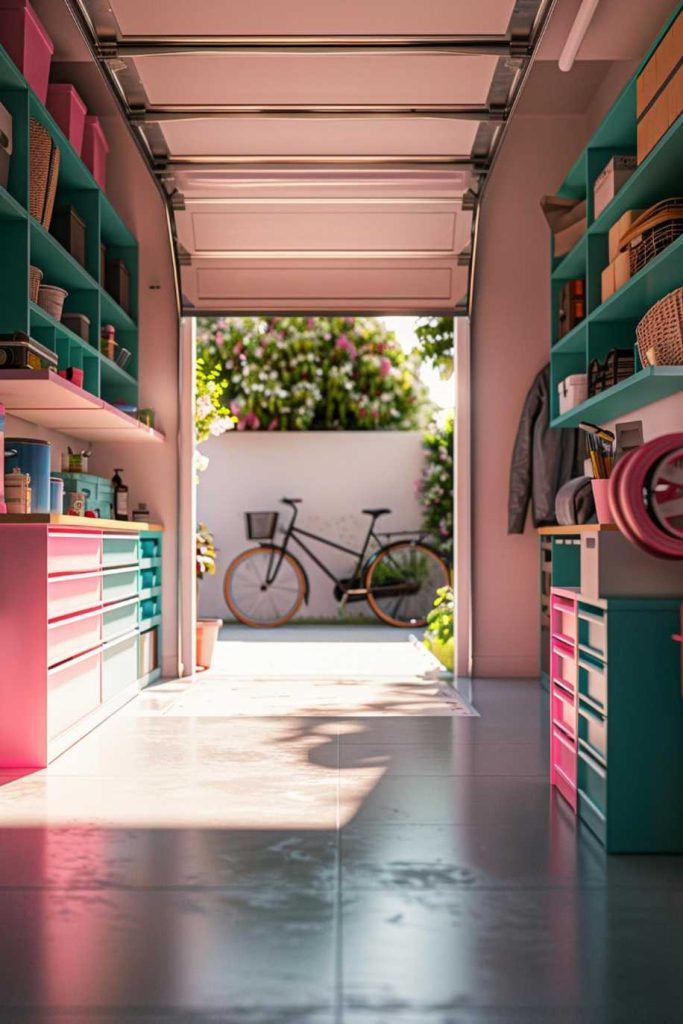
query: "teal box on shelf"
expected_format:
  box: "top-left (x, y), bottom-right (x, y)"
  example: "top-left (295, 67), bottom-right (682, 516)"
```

top-left (56, 471), bottom-right (114, 519)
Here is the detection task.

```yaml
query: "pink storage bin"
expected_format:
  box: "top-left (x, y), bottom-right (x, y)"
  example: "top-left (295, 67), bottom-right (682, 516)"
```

top-left (0, 0), bottom-right (53, 103)
top-left (82, 115), bottom-right (109, 188)
top-left (47, 607), bottom-right (101, 668)
top-left (47, 570), bottom-right (102, 621)
top-left (47, 529), bottom-right (102, 575)
top-left (46, 83), bottom-right (87, 156)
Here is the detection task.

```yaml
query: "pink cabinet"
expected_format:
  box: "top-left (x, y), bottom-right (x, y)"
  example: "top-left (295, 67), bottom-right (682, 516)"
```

top-left (48, 530), bottom-right (102, 574)
top-left (550, 588), bottom-right (579, 812)
top-left (47, 649), bottom-right (101, 740)
top-left (47, 607), bottom-right (102, 667)
top-left (48, 571), bottom-right (102, 620)
top-left (551, 726), bottom-right (578, 811)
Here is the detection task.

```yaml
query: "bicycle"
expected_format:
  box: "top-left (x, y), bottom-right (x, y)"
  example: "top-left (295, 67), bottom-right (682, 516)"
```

top-left (223, 497), bottom-right (450, 628)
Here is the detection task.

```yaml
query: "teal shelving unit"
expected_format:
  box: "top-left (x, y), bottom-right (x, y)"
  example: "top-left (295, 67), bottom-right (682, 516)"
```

top-left (549, 2), bottom-right (683, 426)
top-left (0, 42), bottom-right (140, 415)
top-left (138, 531), bottom-right (163, 686)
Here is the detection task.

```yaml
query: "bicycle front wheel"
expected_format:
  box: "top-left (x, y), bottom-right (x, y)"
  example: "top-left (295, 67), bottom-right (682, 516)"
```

top-left (224, 546), bottom-right (306, 627)
top-left (365, 541), bottom-right (450, 628)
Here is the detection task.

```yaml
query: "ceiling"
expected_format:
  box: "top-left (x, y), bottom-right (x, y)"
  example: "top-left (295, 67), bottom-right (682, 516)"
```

top-left (72, 0), bottom-right (555, 314)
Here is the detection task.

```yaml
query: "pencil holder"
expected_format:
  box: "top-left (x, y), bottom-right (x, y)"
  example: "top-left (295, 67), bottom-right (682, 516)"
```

top-left (591, 479), bottom-right (614, 524)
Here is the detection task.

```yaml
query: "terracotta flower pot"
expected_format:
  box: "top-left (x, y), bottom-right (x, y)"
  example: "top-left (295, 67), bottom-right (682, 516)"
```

top-left (196, 618), bottom-right (222, 670)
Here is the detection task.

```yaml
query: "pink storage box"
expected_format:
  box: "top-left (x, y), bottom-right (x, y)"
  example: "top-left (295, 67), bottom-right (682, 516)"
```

top-left (0, 0), bottom-right (53, 103)
top-left (47, 83), bottom-right (87, 156)
top-left (82, 115), bottom-right (109, 188)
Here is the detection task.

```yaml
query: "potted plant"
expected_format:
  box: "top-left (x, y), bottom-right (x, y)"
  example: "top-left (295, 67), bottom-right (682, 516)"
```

top-left (196, 522), bottom-right (222, 670)
top-left (423, 585), bottom-right (454, 672)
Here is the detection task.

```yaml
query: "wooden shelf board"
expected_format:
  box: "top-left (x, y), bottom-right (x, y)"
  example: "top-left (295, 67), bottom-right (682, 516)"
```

top-left (537, 524), bottom-right (619, 535)
top-left (0, 514), bottom-right (163, 531)
top-left (0, 371), bottom-right (164, 442)
top-left (552, 235), bottom-right (588, 281)
top-left (551, 367), bottom-right (683, 427)
top-left (100, 289), bottom-right (137, 332)
top-left (0, 184), bottom-right (27, 221)
top-left (553, 319), bottom-right (587, 354)
top-left (592, 232), bottom-right (683, 324)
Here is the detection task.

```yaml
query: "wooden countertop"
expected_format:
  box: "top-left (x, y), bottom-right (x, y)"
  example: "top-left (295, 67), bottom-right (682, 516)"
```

top-left (537, 523), bottom-right (619, 535)
top-left (0, 514), bottom-right (164, 532)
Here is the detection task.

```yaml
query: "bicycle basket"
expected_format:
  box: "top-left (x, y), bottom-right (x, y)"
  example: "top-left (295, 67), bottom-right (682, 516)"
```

top-left (245, 511), bottom-right (279, 540)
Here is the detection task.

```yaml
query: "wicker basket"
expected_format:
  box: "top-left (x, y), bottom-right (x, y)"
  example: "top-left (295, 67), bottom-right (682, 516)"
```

top-left (38, 284), bottom-right (68, 321)
top-left (29, 265), bottom-right (43, 303)
top-left (245, 511), bottom-right (279, 540)
top-left (29, 118), bottom-right (51, 222)
top-left (620, 199), bottom-right (683, 276)
top-left (636, 287), bottom-right (683, 367)
top-left (43, 144), bottom-right (60, 230)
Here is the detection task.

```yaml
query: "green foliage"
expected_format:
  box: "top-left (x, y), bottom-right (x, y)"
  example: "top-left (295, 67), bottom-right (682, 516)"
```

top-left (196, 522), bottom-right (217, 579)
top-left (414, 316), bottom-right (454, 378)
top-left (196, 316), bottom-right (429, 431)
top-left (195, 357), bottom-right (235, 444)
top-left (417, 413), bottom-right (453, 558)
top-left (425, 585), bottom-right (454, 645)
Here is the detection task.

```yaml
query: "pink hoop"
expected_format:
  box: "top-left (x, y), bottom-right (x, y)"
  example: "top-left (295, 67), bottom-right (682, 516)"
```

top-left (619, 434), bottom-right (683, 559)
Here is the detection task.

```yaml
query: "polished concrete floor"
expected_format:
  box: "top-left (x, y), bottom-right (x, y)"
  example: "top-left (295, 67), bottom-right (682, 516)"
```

top-left (0, 631), bottom-right (682, 1022)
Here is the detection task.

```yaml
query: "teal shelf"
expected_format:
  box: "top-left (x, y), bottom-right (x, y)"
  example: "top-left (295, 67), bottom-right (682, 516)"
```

top-left (553, 320), bottom-right (587, 354)
top-left (552, 235), bottom-right (587, 280)
top-left (0, 184), bottom-right (26, 221)
top-left (99, 353), bottom-right (138, 390)
top-left (100, 193), bottom-right (136, 248)
top-left (30, 216), bottom-right (98, 294)
top-left (551, 367), bottom-right (683, 427)
top-left (592, 233), bottom-right (683, 324)
top-left (100, 288), bottom-right (136, 332)
top-left (28, 93), bottom-right (99, 196)
top-left (29, 301), bottom-right (94, 354)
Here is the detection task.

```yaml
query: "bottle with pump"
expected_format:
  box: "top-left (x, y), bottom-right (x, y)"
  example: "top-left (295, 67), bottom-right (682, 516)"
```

top-left (112, 467), bottom-right (129, 521)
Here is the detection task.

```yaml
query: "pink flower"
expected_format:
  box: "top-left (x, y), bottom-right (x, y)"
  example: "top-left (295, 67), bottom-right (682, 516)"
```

top-left (307, 318), bottom-right (316, 329)
top-left (234, 340), bottom-right (243, 355)
top-left (237, 417), bottom-right (247, 431)
top-left (335, 335), bottom-right (357, 360)
top-left (358, 408), bottom-right (367, 418)
top-left (370, 407), bottom-right (379, 419)
top-left (379, 357), bottom-right (391, 378)
top-left (230, 401), bottom-right (241, 416)
top-left (267, 417), bottom-right (279, 431)
top-left (215, 330), bottom-right (224, 346)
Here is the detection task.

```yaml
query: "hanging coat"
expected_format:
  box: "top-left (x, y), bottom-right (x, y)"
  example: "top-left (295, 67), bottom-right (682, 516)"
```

top-left (508, 364), bottom-right (579, 533)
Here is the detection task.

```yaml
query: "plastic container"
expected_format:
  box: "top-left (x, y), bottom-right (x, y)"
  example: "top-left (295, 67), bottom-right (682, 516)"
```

top-left (82, 115), bottom-right (109, 188)
top-left (49, 475), bottom-right (64, 513)
top-left (61, 312), bottom-right (90, 341)
top-left (0, 0), bottom-right (54, 103)
top-left (4, 436), bottom-right (51, 512)
top-left (558, 373), bottom-right (588, 414)
top-left (37, 284), bottom-right (68, 320)
top-left (591, 479), bottom-right (614, 524)
top-left (116, 346), bottom-right (132, 371)
top-left (46, 84), bottom-right (87, 156)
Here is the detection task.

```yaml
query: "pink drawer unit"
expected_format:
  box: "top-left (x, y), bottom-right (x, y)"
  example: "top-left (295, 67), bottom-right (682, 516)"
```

top-left (47, 607), bottom-right (101, 668)
top-left (551, 639), bottom-right (577, 694)
top-left (551, 725), bottom-right (577, 812)
top-left (47, 571), bottom-right (102, 621)
top-left (551, 683), bottom-right (576, 740)
top-left (48, 530), bottom-right (102, 576)
top-left (551, 593), bottom-right (577, 645)
top-left (47, 649), bottom-right (101, 741)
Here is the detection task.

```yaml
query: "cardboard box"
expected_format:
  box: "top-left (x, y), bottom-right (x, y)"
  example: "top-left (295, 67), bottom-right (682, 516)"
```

top-left (636, 9), bottom-right (683, 163)
top-left (593, 156), bottom-right (636, 219)
top-left (637, 10), bottom-right (683, 116)
top-left (614, 250), bottom-right (631, 290)
top-left (601, 261), bottom-right (615, 303)
top-left (637, 69), bottom-right (681, 162)
top-left (608, 209), bottom-right (643, 262)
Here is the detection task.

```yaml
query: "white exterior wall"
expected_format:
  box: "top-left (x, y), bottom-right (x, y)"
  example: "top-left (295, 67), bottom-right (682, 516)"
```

top-left (197, 431), bottom-right (426, 620)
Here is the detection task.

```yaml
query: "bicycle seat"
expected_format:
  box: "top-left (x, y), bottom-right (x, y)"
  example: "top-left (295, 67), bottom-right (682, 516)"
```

top-left (362, 507), bottom-right (391, 518)
top-left (281, 497), bottom-right (303, 505)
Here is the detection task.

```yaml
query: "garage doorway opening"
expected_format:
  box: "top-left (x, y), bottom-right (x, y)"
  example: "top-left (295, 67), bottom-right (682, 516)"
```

top-left (180, 315), bottom-right (470, 679)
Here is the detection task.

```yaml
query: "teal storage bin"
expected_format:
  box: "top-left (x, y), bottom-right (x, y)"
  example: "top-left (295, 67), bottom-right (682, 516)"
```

top-left (57, 472), bottom-right (115, 519)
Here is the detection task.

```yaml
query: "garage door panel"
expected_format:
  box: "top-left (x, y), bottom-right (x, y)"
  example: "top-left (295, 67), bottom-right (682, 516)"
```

top-left (110, 0), bottom-right (517, 38)
top-left (133, 53), bottom-right (499, 107)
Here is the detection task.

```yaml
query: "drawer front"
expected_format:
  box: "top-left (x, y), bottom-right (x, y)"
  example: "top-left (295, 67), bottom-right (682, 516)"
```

top-left (551, 594), bottom-right (577, 644)
top-left (140, 534), bottom-right (161, 561)
top-left (551, 726), bottom-right (577, 811)
top-left (102, 534), bottom-right (139, 568)
top-left (578, 748), bottom-right (607, 816)
top-left (139, 625), bottom-right (159, 677)
top-left (48, 531), bottom-right (102, 575)
top-left (578, 654), bottom-right (607, 712)
top-left (47, 649), bottom-right (101, 739)
top-left (140, 593), bottom-right (161, 624)
top-left (551, 640), bottom-right (577, 693)
top-left (47, 609), bottom-right (101, 667)
top-left (578, 791), bottom-right (607, 845)
top-left (578, 605), bottom-right (607, 659)
top-left (139, 565), bottom-right (161, 592)
top-left (47, 572), bottom-right (102, 621)
top-left (102, 633), bottom-right (139, 702)
top-left (102, 599), bottom-right (138, 643)
top-left (102, 568), bottom-right (139, 605)
top-left (578, 701), bottom-right (607, 765)
top-left (551, 684), bottom-right (576, 739)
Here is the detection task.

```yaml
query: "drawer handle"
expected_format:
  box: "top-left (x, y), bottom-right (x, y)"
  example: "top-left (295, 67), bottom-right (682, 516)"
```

top-left (578, 747), bottom-right (607, 779)
top-left (47, 645), bottom-right (100, 675)
top-left (47, 605), bottom-right (102, 629)
top-left (552, 597), bottom-right (575, 613)
top-left (553, 727), bottom-right (575, 754)
top-left (578, 698), bottom-right (605, 723)
top-left (579, 609), bottom-right (604, 626)
top-left (579, 657), bottom-right (605, 676)
top-left (101, 628), bottom-right (138, 653)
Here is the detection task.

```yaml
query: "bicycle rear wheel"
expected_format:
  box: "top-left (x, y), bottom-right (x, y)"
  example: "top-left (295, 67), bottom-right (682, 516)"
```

top-left (224, 546), bottom-right (306, 627)
top-left (365, 541), bottom-right (450, 627)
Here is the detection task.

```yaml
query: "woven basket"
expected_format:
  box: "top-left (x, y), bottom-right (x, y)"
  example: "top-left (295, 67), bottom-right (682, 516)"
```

top-left (38, 284), bottom-right (68, 321)
top-left (636, 287), bottom-right (683, 367)
top-left (42, 144), bottom-right (60, 230)
top-left (29, 265), bottom-right (43, 303)
top-left (29, 118), bottom-right (51, 222)
top-left (620, 199), bottom-right (683, 276)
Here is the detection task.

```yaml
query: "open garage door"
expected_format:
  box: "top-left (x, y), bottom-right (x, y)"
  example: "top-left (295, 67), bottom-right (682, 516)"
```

top-left (70, 0), bottom-right (553, 314)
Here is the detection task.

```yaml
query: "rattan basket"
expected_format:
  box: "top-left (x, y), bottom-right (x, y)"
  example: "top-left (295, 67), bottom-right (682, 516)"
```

top-left (29, 265), bottom-right (43, 303)
top-left (636, 287), bottom-right (683, 367)
top-left (43, 144), bottom-right (60, 230)
top-left (29, 118), bottom-right (51, 222)
top-left (245, 511), bottom-right (279, 540)
top-left (620, 199), bottom-right (683, 276)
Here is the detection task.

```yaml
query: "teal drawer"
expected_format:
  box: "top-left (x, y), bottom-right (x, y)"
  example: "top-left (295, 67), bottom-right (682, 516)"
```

top-left (578, 791), bottom-right (607, 846)
top-left (139, 565), bottom-right (161, 591)
top-left (102, 633), bottom-right (139, 702)
top-left (103, 534), bottom-right (139, 568)
top-left (578, 653), bottom-right (607, 713)
top-left (102, 598), bottom-right (138, 642)
top-left (140, 534), bottom-right (161, 561)
top-left (578, 748), bottom-right (607, 816)
top-left (102, 567), bottom-right (138, 605)
top-left (140, 593), bottom-right (161, 623)
top-left (578, 605), bottom-right (607, 659)
top-left (578, 700), bottom-right (607, 765)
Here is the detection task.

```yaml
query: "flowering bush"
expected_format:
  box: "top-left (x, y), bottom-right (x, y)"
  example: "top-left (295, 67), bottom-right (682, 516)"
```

top-left (196, 522), bottom-right (217, 580)
top-left (196, 316), bottom-right (428, 431)
top-left (417, 413), bottom-right (453, 558)
top-left (423, 585), bottom-right (454, 671)
top-left (414, 316), bottom-right (454, 378)
top-left (194, 356), bottom-right (236, 474)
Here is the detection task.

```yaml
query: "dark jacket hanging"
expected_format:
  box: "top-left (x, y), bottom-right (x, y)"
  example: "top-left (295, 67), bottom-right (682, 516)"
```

top-left (508, 364), bottom-right (579, 533)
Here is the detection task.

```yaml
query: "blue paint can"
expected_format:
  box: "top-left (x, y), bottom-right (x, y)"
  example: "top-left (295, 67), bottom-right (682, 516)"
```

top-left (4, 438), bottom-right (51, 513)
